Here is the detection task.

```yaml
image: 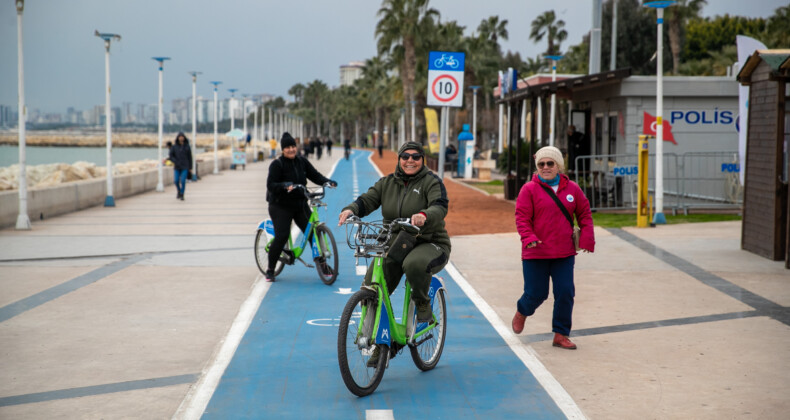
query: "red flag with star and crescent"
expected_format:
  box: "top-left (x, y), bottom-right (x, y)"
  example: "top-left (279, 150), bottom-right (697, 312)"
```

top-left (642, 112), bottom-right (677, 145)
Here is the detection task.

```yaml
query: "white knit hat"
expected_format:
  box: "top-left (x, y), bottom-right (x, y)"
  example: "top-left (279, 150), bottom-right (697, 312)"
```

top-left (534, 146), bottom-right (564, 172)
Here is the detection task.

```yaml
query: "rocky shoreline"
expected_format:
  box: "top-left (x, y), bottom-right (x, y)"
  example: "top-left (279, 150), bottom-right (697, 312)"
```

top-left (0, 149), bottom-right (232, 191)
top-left (0, 132), bottom-right (226, 148)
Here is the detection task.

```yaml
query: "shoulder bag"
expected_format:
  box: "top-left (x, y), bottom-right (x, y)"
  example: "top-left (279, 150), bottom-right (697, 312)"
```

top-left (538, 183), bottom-right (581, 251)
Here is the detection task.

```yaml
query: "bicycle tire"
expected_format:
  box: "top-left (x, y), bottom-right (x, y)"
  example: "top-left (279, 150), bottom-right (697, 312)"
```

top-left (338, 289), bottom-right (388, 397)
top-left (254, 230), bottom-right (285, 276)
top-left (409, 288), bottom-right (447, 371)
top-left (314, 224), bottom-right (339, 285)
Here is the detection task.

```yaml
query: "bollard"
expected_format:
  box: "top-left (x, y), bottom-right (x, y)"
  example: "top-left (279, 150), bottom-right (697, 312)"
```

top-left (637, 135), bottom-right (651, 228)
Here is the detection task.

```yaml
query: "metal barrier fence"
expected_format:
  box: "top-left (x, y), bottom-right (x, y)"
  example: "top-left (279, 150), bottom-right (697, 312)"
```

top-left (572, 151), bottom-right (741, 213)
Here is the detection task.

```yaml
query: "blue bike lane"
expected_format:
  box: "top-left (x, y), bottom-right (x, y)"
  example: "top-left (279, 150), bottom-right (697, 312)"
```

top-left (199, 151), bottom-right (575, 419)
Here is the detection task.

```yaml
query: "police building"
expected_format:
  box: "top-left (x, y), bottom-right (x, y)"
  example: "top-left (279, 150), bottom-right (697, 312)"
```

top-left (500, 68), bottom-right (741, 212)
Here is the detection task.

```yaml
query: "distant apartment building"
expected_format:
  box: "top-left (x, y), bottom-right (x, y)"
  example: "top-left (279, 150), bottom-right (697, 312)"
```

top-left (340, 61), bottom-right (365, 87)
top-left (0, 105), bottom-right (16, 127)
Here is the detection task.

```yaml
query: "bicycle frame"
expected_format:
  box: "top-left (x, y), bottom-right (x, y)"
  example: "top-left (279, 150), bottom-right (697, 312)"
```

top-left (360, 255), bottom-right (445, 349)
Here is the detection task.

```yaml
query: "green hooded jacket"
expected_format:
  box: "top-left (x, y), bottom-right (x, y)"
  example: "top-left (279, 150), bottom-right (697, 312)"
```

top-left (342, 143), bottom-right (451, 253)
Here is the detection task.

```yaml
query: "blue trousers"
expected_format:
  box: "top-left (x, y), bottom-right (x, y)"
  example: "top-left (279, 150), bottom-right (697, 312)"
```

top-left (174, 169), bottom-right (188, 195)
top-left (517, 256), bottom-right (575, 336)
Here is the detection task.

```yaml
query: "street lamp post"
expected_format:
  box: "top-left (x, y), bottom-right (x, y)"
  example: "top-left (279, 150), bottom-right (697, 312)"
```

top-left (253, 101), bottom-right (258, 161)
top-left (188, 71), bottom-right (201, 180)
top-left (15, 0), bottom-right (30, 230)
top-left (228, 88), bottom-right (238, 132)
top-left (545, 55), bottom-right (563, 147)
top-left (210, 81), bottom-right (222, 174)
top-left (645, 1), bottom-right (674, 224)
top-left (242, 94), bottom-right (249, 141)
top-left (95, 31), bottom-right (121, 207)
top-left (469, 86), bottom-right (481, 180)
top-left (152, 57), bottom-right (170, 192)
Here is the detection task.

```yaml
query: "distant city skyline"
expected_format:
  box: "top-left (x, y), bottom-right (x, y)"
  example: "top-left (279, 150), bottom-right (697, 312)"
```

top-left (0, 0), bottom-right (785, 114)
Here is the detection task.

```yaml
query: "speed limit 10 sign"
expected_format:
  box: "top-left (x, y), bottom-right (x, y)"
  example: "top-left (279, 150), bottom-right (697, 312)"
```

top-left (427, 51), bottom-right (465, 107)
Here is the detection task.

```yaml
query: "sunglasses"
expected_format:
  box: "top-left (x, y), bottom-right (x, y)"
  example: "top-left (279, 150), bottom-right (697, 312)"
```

top-left (537, 161), bottom-right (556, 168)
top-left (399, 152), bottom-right (423, 161)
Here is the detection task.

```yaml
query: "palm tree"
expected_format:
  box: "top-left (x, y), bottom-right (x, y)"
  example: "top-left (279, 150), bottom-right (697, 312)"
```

top-left (477, 15), bottom-right (508, 53)
top-left (530, 10), bottom-right (567, 56)
top-left (288, 83), bottom-right (305, 104)
top-left (376, 0), bottom-right (440, 142)
top-left (304, 80), bottom-right (328, 137)
top-left (666, 0), bottom-right (707, 75)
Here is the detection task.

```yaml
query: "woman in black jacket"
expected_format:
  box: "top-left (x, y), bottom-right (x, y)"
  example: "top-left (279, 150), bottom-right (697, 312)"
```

top-left (169, 132), bottom-right (193, 200)
top-left (265, 132), bottom-right (337, 281)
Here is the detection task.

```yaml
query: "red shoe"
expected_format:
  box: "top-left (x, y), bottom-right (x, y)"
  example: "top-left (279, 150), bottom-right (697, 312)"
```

top-left (511, 311), bottom-right (527, 334)
top-left (552, 333), bottom-right (577, 350)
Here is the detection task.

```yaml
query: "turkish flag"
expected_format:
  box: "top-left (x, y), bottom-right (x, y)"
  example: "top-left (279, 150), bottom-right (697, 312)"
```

top-left (642, 112), bottom-right (677, 145)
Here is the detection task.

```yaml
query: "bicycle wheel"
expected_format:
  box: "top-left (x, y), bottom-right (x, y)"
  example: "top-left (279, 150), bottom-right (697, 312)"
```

top-left (314, 224), bottom-right (338, 285)
top-left (254, 230), bottom-right (285, 276)
top-left (254, 230), bottom-right (270, 275)
top-left (410, 289), bottom-right (447, 371)
top-left (338, 289), bottom-right (388, 397)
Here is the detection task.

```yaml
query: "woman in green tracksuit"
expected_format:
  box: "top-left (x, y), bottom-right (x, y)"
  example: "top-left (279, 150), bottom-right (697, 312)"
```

top-left (338, 142), bottom-right (451, 323)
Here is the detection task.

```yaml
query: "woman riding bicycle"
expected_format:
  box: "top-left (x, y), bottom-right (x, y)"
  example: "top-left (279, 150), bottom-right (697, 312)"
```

top-left (338, 141), bottom-right (451, 323)
top-left (266, 132), bottom-right (337, 282)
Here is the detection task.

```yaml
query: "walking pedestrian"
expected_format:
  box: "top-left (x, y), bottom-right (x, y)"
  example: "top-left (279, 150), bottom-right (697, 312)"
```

top-left (512, 146), bottom-right (595, 349)
top-left (169, 132), bottom-right (193, 201)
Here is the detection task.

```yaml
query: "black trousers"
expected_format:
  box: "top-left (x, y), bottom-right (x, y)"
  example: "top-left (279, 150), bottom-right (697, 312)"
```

top-left (267, 202), bottom-right (311, 272)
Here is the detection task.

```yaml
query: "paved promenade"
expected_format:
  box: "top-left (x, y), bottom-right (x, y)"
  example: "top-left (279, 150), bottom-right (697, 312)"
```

top-left (1, 150), bottom-right (788, 419)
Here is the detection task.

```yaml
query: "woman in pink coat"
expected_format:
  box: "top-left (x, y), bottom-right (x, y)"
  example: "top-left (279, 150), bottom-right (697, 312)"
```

top-left (512, 146), bottom-right (595, 349)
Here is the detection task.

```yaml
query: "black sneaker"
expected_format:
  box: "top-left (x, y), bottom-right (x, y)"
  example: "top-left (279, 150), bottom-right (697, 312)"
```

top-left (416, 301), bottom-right (433, 323)
top-left (264, 269), bottom-right (275, 282)
top-left (366, 346), bottom-right (380, 368)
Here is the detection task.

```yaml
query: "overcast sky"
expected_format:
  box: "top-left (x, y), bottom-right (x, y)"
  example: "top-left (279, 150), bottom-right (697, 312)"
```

top-left (0, 0), bottom-right (785, 114)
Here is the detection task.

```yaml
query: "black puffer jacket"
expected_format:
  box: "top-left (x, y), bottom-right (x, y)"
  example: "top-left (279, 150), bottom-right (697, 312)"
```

top-left (266, 155), bottom-right (331, 206)
top-left (168, 133), bottom-right (193, 171)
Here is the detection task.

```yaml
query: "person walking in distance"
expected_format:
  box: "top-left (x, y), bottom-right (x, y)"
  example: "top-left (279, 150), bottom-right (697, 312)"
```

top-left (512, 146), bottom-right (595, 349)
top-left (265, 132), bottom-right (337, 282)
top-left (169, 132), bottom-right (193, 201)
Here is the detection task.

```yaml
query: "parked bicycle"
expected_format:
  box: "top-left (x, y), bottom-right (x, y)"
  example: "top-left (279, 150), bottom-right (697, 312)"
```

top-left (337, 216), bottom-right (447, 396)
top-left (255, 183), bottom-right (339, 285)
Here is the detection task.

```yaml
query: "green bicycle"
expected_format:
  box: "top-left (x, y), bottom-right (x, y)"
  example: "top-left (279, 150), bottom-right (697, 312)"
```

top-left (254, 183), bottom-right (338, 285)
top-left (337, 217), bottom-right (447, 396)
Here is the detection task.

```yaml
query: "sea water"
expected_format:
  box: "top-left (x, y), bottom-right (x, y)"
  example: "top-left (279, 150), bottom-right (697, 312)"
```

top-left (0, 145), bottom-right (205, 168)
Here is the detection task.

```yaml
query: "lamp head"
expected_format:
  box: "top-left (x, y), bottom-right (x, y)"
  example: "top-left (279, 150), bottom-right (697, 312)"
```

top-left (644, 1), bottom-right (675, 8)
top-left (152, 57), bottom-right (171, 64)
top-left (16, 0), bottom-right (23, 12)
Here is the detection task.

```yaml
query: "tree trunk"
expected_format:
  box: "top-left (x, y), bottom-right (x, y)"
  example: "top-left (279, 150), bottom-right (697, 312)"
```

top-left (668, 18), bottom-right (681, 75)
top-left (404, 36), bottom-right (417, 142)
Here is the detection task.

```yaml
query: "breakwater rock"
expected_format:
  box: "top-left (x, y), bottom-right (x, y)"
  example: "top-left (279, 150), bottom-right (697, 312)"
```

top-left (0, 150), bottom-right (230, 191)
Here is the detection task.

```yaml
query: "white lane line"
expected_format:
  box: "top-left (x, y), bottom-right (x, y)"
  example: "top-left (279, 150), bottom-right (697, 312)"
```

top-left (172, 274), bottom-right (272, 420)
top-left (444, 262), bottom-right (587, 420)
top-left (352, 159), bottom-right (359, 197)
top-left (366, 409), bottom-right (395, 420)
top-left (367, 151), bottom-right (384, 177)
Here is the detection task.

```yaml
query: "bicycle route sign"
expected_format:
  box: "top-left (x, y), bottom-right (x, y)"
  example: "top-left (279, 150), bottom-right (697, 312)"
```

top-left (427, 51), bottom-right (465, 108)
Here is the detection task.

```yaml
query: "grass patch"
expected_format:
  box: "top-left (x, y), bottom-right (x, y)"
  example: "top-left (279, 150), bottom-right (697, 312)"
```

top-left (592, 212), bottom-right (741, 228)
top-left (463, 179), bottom-right (503, 195)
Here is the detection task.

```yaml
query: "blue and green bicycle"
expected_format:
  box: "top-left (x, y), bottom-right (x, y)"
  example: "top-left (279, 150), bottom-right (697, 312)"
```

top-left (337, 217), bottom-right (448, 396)
top-left (255, 184), bottom-right (338, 285)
